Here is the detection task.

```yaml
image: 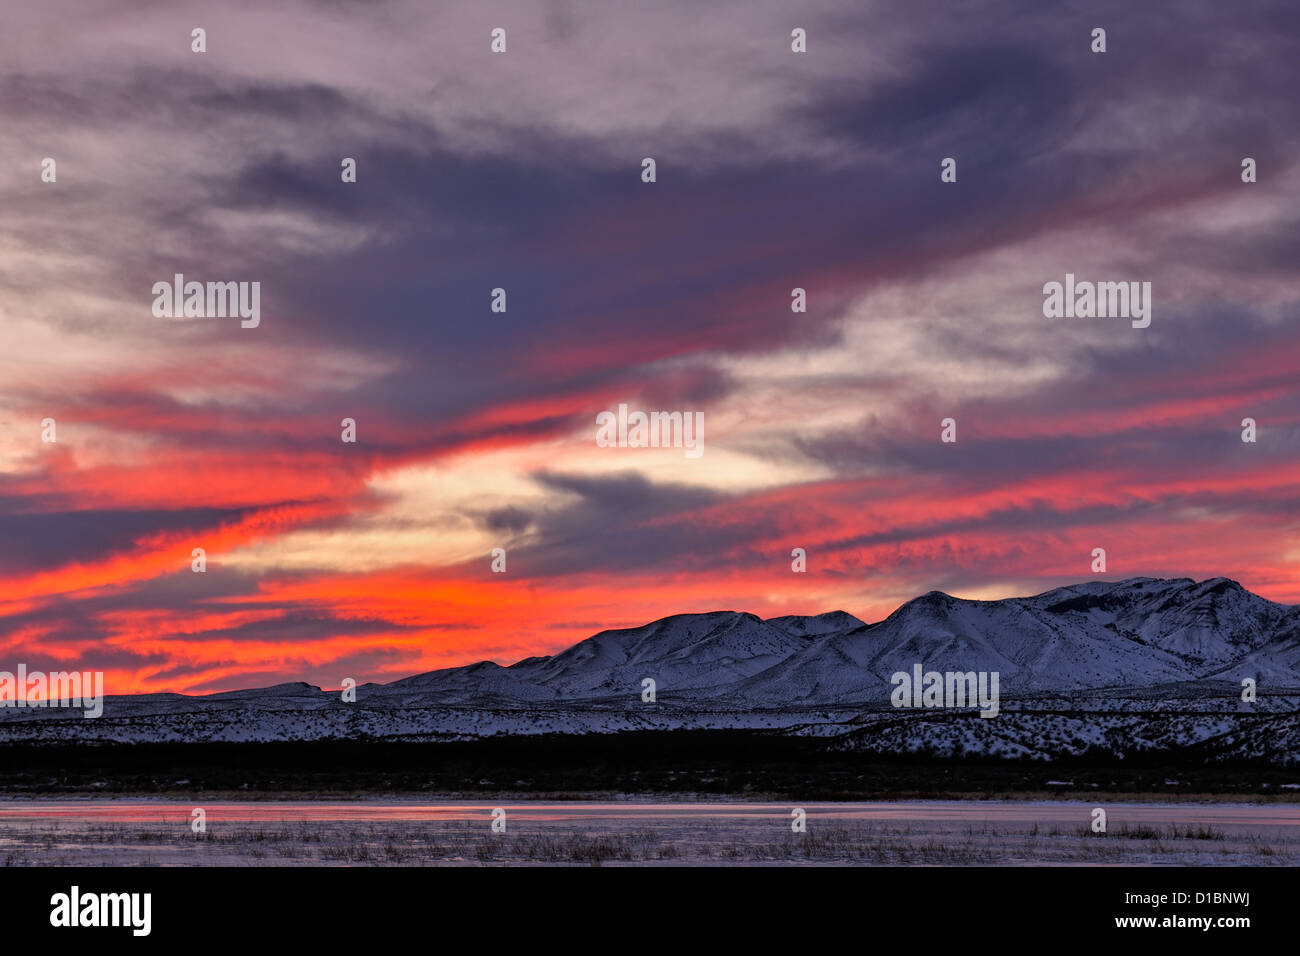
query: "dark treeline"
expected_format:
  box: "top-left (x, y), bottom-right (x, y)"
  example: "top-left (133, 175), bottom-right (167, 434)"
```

top-left (3, 732), bottom-right (1298, 798)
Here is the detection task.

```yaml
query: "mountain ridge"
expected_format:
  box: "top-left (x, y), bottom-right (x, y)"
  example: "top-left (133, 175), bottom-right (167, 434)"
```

top-left (369, 575), bottom-right (1299, 704)
top-left (0, 574), bottom-right (1294, 754)
top-left (16, 576), bottom-right (1299, 706)
top-left (3, 577), bottom-right (1298, 760)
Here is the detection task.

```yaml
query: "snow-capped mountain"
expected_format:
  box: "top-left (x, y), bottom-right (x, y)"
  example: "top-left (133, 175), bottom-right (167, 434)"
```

top-left (734, 577), bottom-right (1300, 703)
top-left (367, 576), bottom-right (1299, 705)
top-left (3, 578), bottom-right (1297, 760)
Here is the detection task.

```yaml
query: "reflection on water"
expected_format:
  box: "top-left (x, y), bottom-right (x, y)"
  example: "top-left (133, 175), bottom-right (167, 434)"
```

top-left (3, 798), bottom-right (1299, 825)
top-left (2, 799), bottom-right (1297, 866)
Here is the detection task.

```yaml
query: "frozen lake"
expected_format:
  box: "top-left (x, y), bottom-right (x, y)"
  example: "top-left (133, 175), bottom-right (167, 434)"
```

top-left (2, 799), bottom-right (1298, 865)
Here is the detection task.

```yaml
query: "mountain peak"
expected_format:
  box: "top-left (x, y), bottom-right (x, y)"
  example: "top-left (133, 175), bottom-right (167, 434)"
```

top-left (765, 610), bottom-right (865, 637)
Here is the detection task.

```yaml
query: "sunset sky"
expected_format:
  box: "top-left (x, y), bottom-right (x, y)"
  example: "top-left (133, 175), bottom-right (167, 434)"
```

top-left (1, 0), bottom-right (1297, 695)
